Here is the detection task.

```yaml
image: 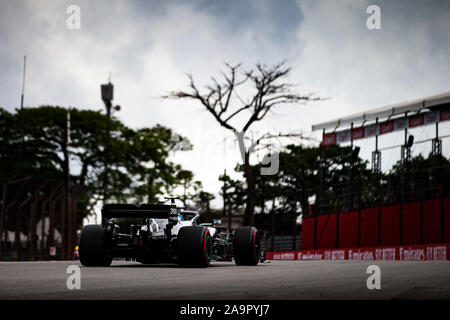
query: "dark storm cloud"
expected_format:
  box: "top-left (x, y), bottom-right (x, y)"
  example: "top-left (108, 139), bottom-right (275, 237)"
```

top-left (132, 0), bottom-right (303, 44)
top-left (0, 0), bottom-right (449, 200)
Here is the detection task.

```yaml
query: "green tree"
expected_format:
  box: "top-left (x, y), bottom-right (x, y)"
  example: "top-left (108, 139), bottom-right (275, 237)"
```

top-left (223, 144), bottom-right (371, 235)
top-left (0, 106), bottom-right (192, 231)
top-left (193, 191), bottom-right (216, 216)
top-left (387, 153), bottom-right (450, 203)
top-left (174, 169), bottom-right (202, 208)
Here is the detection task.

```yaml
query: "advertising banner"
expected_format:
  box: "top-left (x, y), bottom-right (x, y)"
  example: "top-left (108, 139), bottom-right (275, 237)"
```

top-left (409, 114), bottom-right (424, 128)
top-left (379, 120), bottom-right (395, 135)
top-left (322, 132), bottom-right (337, 146)
top-left (351, 127), bottom-right (365, 140)
top-left (322, 109), bottom-right (449, 145)
top-left (266, 243), bottom-right (450, 261)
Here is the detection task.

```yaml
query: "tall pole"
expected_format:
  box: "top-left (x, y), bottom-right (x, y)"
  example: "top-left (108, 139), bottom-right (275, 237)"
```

top-left (432, 122), bottom-right (442, 171)
top-left (20, 56), bottom-right (26, 110)
top-left (101, 81), bottom-right (114, 205)
top-left (65, 110), bottom-right (71, 260)
top-left (349, 122), bottom-right (354, 211)
top-left (400, 112), bottom-right (408, 245)
top-left (17, 55), bottom-right (27, 173)
top-left (372, 118), bottom-right (381, 205)
top-left (318, 129), bottom-right (325, 215)
top-left (271, 197), bottom-right (275, 251)
top-left (222, 169), bottom-right (227, 218)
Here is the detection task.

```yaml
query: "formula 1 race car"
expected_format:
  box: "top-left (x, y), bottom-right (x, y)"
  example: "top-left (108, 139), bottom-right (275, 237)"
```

top-left (79, 196), bottom-right (261, 267)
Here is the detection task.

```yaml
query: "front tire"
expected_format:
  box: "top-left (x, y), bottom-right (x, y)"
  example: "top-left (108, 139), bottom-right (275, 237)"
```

top-left (177, 226), bottom-right (212, 267)
top-left (233, 226), bottom-right (260, 266)
top-left (79, 225), bottom-right (112, 267)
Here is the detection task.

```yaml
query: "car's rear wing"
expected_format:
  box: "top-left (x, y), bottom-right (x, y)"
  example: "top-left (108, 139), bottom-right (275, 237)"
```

top-left (102, 204), bottom-right (172, 221)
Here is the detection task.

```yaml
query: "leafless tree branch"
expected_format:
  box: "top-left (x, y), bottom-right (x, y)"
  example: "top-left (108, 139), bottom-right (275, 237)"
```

top-left (163, 61), bottom-right (322, 137)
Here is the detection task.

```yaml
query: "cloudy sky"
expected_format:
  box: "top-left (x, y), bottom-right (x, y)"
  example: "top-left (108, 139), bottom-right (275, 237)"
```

top-left (1, 0), bottom-right (450, 208)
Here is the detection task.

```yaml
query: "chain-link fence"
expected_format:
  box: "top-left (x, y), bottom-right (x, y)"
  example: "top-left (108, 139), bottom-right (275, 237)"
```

top-left (0, 177), bottom-right (84, 261)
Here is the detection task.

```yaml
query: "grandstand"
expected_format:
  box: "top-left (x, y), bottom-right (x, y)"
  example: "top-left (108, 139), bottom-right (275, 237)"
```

top-left (299, 92), bottom-right (450, 256)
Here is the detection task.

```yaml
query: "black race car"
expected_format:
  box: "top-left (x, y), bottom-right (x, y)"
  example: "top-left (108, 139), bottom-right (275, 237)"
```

top-left (79, 197), bottom-right (261, 267)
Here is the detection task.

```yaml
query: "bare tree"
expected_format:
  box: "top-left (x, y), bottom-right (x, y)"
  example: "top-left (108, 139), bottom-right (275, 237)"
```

top-left (164, 61), bottom-right (321, 225)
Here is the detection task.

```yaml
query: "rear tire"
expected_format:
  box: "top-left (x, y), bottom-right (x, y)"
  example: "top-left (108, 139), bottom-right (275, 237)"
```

top-left (177, 226), bottom-right (212, 267)
top-left (233, 226), bottom-right (260, 266)
top-left (79, 225), bottom-right (112, 267)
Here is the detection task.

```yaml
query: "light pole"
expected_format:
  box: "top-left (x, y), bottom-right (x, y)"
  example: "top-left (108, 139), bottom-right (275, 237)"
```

top-left (65, 109), bottom-right (71, 260)
top-left (101, 81), bottom-right (113, 204)
top-left (101, 82), bottom-right (114, 118)
top-left (100, 80), bottom-right (120, 204)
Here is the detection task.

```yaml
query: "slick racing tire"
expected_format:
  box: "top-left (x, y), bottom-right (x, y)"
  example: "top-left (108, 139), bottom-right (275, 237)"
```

top-left (233, 226), bottom-right (260, 266)
top-left (79, 225), bottom-right (113, 267)
top-left (177, 226), bottom-right (212, 267)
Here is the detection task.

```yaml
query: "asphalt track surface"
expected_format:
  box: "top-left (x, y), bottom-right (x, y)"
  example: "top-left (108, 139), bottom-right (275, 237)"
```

top-left (1, 260), bottom-right (450, 299)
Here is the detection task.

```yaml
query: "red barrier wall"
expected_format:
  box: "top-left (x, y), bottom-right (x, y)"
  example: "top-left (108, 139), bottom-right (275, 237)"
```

top-left (381, 205), bottom-right (401, 246)
top-left (301, 217), bottom-right (315, 250)
top-left (360, 208), bottom-right (378, 247)
top-left (423, 199), bottom-right (442, 244)
top-left (402, 202), bottom-right (421, 245)
top-left (338, 211), bottom-right (359, 248)
top-left (445, 198), bottom-right (450, 242)
top-left (316, 214), bottom-right (337, 249)
top-left (298, 197), bottom-right (450, 250)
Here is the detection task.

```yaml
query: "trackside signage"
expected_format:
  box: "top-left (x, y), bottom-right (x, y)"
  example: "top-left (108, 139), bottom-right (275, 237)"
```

top-left (322, 109), bottom-right (450, 146)
top-left (266, 243), bottom-right (450, 261)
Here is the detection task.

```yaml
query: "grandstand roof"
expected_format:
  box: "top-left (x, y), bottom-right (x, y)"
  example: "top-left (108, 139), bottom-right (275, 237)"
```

top-left (312, 91), bottom-right (450, 131)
